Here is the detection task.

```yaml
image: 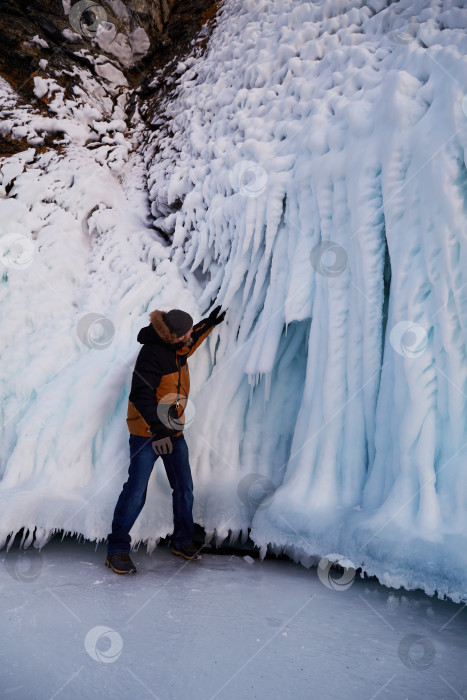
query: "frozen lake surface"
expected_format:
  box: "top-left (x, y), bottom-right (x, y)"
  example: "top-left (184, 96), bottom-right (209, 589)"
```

top-left (0, 536), bottom-right (466, 699)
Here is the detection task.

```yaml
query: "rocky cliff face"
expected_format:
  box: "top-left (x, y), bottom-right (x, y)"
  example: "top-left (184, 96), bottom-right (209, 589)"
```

top-left (0, 0), bottom-right (218, 155)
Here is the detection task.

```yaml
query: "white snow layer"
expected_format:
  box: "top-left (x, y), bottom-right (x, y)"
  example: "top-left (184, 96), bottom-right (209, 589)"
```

top-left (1, 0), bottom-right (467, 603)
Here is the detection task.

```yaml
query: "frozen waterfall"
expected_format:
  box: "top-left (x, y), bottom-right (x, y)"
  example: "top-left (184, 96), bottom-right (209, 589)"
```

top-left (0, 0), bottom-right (466, 602)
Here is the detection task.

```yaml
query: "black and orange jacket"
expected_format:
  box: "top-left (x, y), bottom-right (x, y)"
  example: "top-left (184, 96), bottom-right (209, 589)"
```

top-left (126, 310), bottom-right (217, 439)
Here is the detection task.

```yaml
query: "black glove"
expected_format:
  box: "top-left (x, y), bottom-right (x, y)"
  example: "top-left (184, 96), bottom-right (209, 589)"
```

top-left (152, 436), bottom-right (173, 455)
top-left (208, 305), bottom-right (226, 326)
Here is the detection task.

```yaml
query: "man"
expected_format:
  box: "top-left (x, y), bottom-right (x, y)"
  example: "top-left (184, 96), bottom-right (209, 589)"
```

top-left (105, 305), bottom-right (226, 574)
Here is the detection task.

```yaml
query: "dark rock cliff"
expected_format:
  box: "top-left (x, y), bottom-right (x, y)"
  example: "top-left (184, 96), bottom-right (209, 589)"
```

top-left (0, 0), bottom-right (219, 154)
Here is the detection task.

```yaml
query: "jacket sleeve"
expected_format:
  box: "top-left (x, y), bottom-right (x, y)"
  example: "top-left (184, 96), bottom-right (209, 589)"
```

top-left (129, 346), bottom-right (176, 440)
top-left (184, 317), bottom-right (218, 358)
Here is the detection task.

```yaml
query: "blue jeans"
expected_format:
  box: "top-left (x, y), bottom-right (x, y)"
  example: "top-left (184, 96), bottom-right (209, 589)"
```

top-left (107, 433), bottom-right (194, 555)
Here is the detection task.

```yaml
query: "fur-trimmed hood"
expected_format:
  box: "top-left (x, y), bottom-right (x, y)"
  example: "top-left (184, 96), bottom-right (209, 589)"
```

top-left (150, 310), bottom-right (182, 344)
top-left (136, 310), bottom-right (185, 346)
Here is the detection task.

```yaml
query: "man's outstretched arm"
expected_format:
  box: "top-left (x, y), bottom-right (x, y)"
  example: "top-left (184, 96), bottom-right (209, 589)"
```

top-left (185, 306), bottom-right (226, 357)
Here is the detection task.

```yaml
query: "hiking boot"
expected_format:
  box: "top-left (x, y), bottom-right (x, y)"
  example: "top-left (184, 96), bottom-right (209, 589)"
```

top-left (105, 553), bottom-right (137, 574)
top-left (171, 543), bottom-right (202, 560)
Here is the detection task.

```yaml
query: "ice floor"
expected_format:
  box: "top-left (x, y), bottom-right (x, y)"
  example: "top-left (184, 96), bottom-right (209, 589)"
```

top-left (0, 536), bottom-right (466, 700)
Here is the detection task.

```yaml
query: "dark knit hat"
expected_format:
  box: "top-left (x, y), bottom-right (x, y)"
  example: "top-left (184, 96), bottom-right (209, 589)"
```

top-left (164, 309), bottom-right (193, 337)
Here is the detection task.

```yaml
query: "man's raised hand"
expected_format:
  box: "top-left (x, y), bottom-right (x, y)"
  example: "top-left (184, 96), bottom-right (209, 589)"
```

top-left (208, 305), bottom-right (227, 326)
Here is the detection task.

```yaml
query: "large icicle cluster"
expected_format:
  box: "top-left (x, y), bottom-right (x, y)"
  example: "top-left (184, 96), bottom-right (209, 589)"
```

top-left (143, 0), bottom-right (467, 600)
top-left (0, 0), bottom-right (466, 602)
